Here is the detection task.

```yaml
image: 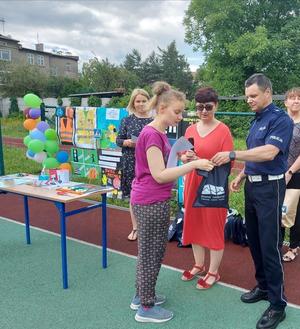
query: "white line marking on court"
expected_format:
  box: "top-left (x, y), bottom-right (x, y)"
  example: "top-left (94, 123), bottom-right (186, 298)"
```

top-left (1, 216), bottom-right (300, 310)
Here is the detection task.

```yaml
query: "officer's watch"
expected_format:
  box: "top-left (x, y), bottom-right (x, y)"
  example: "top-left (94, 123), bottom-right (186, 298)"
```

top-left (229, 151), bottom-right (236, 161)
top-left (288, 169), bottom-right (294, 175)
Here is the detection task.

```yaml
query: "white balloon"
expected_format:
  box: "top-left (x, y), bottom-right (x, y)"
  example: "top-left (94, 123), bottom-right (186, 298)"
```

top-left (34, 151), bottom-right (48, 163)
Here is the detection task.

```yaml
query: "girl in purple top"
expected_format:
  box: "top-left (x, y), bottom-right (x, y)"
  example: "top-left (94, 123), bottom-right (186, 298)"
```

top-left (130, 81), bottom-right (214, 323)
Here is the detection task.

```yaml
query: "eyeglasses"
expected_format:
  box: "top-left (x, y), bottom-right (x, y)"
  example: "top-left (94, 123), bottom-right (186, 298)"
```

top-left (196, 103), bottom-right (214, 112)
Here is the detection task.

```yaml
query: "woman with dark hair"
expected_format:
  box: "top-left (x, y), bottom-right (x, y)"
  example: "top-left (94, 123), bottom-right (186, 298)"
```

top-left (181, 87), bottom-right (234, 289)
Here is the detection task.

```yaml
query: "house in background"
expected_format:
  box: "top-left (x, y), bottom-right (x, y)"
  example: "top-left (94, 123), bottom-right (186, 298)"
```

top-left (0, 34), bottom-right (79, 79)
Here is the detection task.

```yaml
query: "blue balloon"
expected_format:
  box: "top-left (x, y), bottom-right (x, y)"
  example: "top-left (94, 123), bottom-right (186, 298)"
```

top-left (29, 128), bottom-right (46, 142)
top-left (56, 150), bottom-right (69, 163)
top-left (26, 150), bottom-right (35, 158)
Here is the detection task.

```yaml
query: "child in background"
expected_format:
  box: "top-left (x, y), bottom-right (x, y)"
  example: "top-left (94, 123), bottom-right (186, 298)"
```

top-left (116, 89), bottom-right (152, 241)
top-left (130, 81), bottom-right (214, 323)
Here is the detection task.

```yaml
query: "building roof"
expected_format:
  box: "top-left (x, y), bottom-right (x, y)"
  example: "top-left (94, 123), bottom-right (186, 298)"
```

top-left (0, 34), bottom-right (19, 42)
top-left (20, 46), bottom-right (79, 61)
top-left (68, 91), bottom-right (125, 98)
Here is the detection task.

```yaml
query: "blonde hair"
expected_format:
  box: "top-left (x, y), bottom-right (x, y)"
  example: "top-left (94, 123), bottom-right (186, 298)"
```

top-left (285, 87), bottom-right (300, 100)
top-left (127, 88), bottom-right (150, 113)
top-left (147, 81), bottom-right (186, 113)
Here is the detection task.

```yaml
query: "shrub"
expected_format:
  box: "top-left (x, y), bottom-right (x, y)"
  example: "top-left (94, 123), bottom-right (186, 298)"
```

top-left (88, 95), bottom-right (102, 107)
top-left (8, 96), bottom-right (20, 117)
top-left (70, 97), bottom-right (81, 106)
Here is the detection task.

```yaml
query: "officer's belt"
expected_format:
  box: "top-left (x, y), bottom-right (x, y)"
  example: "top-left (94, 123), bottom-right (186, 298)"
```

top-left (247, 174), bottom-right (284, 183)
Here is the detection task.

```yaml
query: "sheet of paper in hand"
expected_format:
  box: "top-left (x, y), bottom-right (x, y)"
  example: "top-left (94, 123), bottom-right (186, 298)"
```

top-left (193, 163), bottom-right (231, 208)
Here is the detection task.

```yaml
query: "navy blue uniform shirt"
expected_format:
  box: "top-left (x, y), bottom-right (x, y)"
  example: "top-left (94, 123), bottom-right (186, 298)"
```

top-left (245, 103), bottom-right (293, 175)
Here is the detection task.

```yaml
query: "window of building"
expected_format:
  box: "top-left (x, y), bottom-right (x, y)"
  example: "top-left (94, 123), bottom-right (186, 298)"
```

top-left (0, 49), bottom-right (11, 61)
top-left (27, 53), bottom-right (34, 65)
top-left (36, 55), bottom-right (44, 66)
top-left (50, 66), bottom-right (58, 76)
top-left (65, 62), bottom-right (71, 72)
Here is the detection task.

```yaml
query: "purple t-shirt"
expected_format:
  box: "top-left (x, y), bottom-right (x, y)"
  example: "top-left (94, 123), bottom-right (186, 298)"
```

top-left (131, 126), bottom-right (173, 205)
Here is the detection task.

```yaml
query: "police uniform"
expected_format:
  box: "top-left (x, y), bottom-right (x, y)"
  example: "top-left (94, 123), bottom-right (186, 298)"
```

top-left (244, 103), bottom-right (293, 310)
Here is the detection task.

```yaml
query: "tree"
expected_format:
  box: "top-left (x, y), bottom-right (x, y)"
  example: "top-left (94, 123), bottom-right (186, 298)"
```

top-left (123, 49), bottom-right (142, 74)
top-left (140, 51), bottom-right (163, 85)
top-left (158, 41), bottom-right (194, 95)
top-left (184, 0), bottom-right (300, 94)
top-left (82, 58), bottom-right (139, 92)
top-left (0, 62), bottom-right (48, 97)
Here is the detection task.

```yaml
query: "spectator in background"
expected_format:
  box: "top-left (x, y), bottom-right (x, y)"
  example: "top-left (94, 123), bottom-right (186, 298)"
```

top-left (281, 87), bottom-right (300, 262)
top-left (130, 81), bottom-right (214, 323)
top-left (180, 87), bottom-right (233, 289)
top-left (116, 89), bottom-right (152, 241)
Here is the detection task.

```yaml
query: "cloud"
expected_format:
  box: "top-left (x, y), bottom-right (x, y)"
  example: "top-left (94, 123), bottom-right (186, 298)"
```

top-left (0, 0), bottom-right (204, 71)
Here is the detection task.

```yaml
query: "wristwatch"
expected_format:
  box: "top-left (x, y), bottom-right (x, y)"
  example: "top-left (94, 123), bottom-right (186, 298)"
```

top-left (229, 151), bottom-right (236, 161)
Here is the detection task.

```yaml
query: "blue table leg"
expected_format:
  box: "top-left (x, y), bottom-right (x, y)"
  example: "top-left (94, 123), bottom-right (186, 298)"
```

top-left (55, 202), bottom-right (68, 289)
top-left (101, 193), bottom-right (107, 268)
top-left (23, 195), bottom-right (31, 244)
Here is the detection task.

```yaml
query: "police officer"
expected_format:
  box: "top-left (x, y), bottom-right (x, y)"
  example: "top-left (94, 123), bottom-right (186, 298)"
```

top-left (212, 73), bottom-right (293, 329)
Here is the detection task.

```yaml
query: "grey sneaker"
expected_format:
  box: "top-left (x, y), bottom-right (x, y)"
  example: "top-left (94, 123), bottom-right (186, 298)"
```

top-left (135, 305), bottom-right (173, 323)
top-left (130, 294), bottom-right (166, 310)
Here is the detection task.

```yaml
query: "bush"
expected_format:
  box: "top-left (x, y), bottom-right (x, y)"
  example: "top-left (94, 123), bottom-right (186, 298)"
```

top-left (106, 95), bottom-right (131, 108)
top-left (88, 95), bottom-right (102, 107)
top-left (57, 96), bottom-right (63, 106)
top-left (70, 97), bottom-right (81, 107)
top-left (8, 96), bottom-right (20, 117)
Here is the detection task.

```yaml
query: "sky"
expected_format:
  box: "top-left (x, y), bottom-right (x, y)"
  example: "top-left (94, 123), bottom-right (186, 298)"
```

top-left (0, 0), bottom-right (204, 72)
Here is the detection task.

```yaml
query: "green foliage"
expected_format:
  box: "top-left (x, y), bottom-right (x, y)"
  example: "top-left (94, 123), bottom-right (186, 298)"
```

top-left (88, 95), bottom-right (102, 107)
top-left (123, 41), bottom-right (194, 96)
top-left (8, 96), bottom-right (20, 117)
top-left (70, 97), bottom-right (81, 106)
top-left (57, 96), bottom-right (63, 106)
top-left (184, 0), bottom-right (300, 94)
top-left (106, 95), bottom-right (131, 108)
top-left (82, 58), bottom-right (139, 93)
top-left (1, 62), bottom-right (47, 97)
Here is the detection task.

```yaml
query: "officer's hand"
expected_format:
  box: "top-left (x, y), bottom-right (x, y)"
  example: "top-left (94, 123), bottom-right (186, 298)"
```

top-left (285, 172), bottom-right (292, 185)
top-left (211, 151), bottom-right (230, 166)
top-left (230, 176), bottom-right (244, 192)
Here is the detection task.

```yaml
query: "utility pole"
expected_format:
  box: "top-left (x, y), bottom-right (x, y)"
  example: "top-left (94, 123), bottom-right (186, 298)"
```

top-left (0, 18), bottom-right (5, 34)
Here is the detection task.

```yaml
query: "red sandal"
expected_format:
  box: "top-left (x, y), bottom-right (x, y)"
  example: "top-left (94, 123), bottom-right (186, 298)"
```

top-left (181, 264), bottom-right (206, 281)
top-left (196, 272), bottom-right (220, 290)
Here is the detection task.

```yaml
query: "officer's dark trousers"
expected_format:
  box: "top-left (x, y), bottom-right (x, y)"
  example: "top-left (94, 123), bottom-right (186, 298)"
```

top-left (245, 177), bottom-right (287, 310)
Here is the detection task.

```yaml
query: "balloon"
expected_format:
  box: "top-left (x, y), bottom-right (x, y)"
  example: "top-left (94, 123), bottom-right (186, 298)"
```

top-left (23, 135), bottom-right (32, 147)
top-left (59, 162), bottom-right (72, 172)
top-left (56, 151), bottom-right (69, 163)
top-left (23, 118), bottom-right (37, 131)
top-left (44, 128), bottom-right (58, 140)
top-left (23, 93), bottom-right (42, 108)
top-left (36, 121), bottom-right (50, 132)
top-left (33, 151), bottom-right (47, 163)
top-left (29, 108), bottom-right (41, 119)
top-left (43, 157), bottom-right (59, 169)
top-left (29, 128), bottom-right (46, 142)
top-left (28, 139), bottom-right (44, 153)
top-left (26, 150), bottom-right (35, 159)
top-left (24, 107), bottom-right (31, 118)
top-left (44, 140), bottom-right (59, 154)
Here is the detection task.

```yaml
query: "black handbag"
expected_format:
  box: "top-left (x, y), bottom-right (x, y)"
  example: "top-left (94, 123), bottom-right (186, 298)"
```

top-left (193, 163), bottom-right (231, 208)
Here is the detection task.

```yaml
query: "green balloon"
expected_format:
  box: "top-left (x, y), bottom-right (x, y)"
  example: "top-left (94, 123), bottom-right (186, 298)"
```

top-left (44, 128), bottom-right (58, 140)
top-left (23, 135), bottom-right (32, 147)
top-left (44, 140), bottom-right (59, 154)
top-left (28, 139), bottom-right (44, 153)
top-left (43, 157), bottom-right (59, 169)
top-left (23, 93), bottom-right (42, 108)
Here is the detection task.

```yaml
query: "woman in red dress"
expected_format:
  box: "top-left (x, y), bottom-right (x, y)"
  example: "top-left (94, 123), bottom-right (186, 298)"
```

top-left (181, 87), bottom-right (233, 289)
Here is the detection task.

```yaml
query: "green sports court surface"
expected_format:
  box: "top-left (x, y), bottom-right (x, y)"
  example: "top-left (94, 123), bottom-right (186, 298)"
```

top-left (1, 216), bottom-right (299, 329)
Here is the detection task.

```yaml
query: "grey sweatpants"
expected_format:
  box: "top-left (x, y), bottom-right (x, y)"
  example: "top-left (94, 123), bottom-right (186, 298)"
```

top-left (132, 200), bottom-right (170, 307)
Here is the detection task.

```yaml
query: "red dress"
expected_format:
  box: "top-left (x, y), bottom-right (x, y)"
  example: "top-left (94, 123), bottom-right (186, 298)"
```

top-left (182, 122), bottom-right (233, 250)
